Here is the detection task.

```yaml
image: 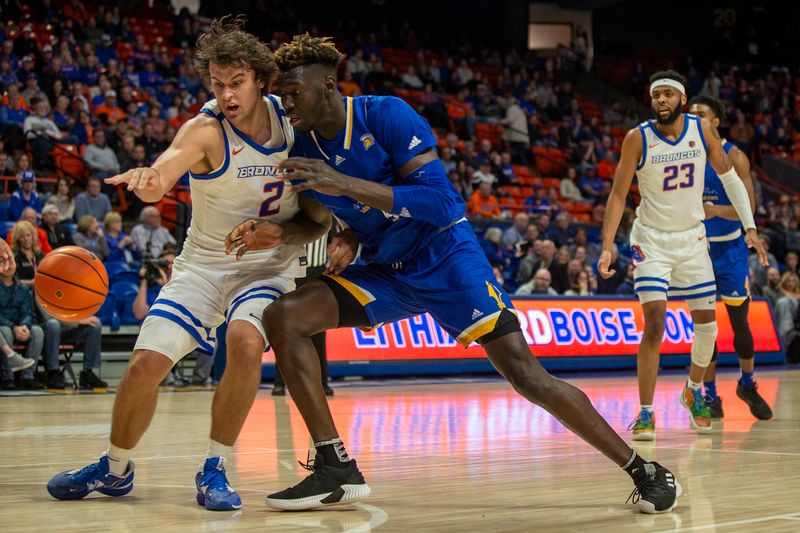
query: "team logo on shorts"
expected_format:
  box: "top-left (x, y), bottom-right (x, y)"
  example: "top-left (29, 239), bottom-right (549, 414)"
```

top-left (360, 134), bottom-right (375, 151)
top-left (630, 245), bottom-right (647, 264)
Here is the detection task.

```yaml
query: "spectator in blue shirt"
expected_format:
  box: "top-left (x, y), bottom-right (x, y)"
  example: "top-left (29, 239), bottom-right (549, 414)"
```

top-left (10, 170), bottom-right (41, 220)
top-left (579, 165), bottom-right (603, 199)
top-left (95, 34), bottom-right (119, 65)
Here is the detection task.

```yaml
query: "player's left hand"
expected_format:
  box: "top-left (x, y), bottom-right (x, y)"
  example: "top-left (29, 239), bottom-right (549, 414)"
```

top-left (745, 228), bottom-right (769, 267)
top-left (225, 218), bottom-right (284, 260)
top-left (0, 238), bottom-right (14, 273)
top-left (325, 229), bottom-right (359, 275)
top-left (280, 157), bottom-right (353, 196)
top-left (703, 202), bottom-right (721, 219)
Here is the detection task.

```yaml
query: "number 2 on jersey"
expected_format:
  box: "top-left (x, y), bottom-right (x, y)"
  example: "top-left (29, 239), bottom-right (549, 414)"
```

top-left (259, 182), bottom-right (284, 217)
top-left (662, 163), bottom-right (695, 191)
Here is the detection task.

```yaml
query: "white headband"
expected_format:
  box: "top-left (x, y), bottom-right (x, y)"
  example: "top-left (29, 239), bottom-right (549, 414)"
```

top-left (650, 78), bottom-right (685, 96)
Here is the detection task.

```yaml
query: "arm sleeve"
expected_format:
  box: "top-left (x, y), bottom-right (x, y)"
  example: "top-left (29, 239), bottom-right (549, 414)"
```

top-left (390, 159), bottom-right (466, 227)
top-left (717, 167), bottom-right (756, 230)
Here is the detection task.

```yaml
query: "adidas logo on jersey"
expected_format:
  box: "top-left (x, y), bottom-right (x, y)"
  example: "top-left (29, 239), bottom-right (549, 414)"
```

top-left (335, 155), bottom-right (346, 166)
top-left (471, 308), bottom-right (483, 320)
top-left (408, 136), bottom-right (421, 150)
top-left (398, 207), bottom-right (411, 217)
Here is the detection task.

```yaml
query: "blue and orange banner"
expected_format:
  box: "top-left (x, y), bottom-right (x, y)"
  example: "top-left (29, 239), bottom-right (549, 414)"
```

top-left (311, 298), bottom-right (781, 362)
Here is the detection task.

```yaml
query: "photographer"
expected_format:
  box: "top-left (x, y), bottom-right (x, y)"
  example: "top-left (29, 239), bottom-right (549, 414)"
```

top-left (133, 250), bottom-right (176, 321)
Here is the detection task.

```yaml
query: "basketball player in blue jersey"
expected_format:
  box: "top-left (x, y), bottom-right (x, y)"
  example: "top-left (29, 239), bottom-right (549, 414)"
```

top-left (688, 95), bottom-right (772, 420)
top-left (46, 17), bottom-right (332, 511)
top-left (228, 34), bottom-right (682, 515)
top-left (599, 70), bottom-right (769, 441)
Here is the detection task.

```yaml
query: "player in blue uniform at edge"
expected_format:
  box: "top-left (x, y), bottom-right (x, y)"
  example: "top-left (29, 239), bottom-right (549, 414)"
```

top-left (226, 34), bottom-right (681, 514)
top-left (688, 95), bottom-right (773, 420)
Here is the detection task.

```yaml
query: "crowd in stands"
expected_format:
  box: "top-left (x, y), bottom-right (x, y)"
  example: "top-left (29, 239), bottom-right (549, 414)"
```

top-left (0, 0), bottom-right (799, 388)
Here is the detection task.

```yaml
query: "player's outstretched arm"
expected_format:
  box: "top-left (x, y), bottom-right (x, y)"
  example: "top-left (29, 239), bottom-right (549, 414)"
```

top-left (704, 146), bottom-right (755, 221)
top-left (224, 195), bottom-right (332, 260)
top-left (598, 128), bottom-right (640, 279)
top-left (700, 118), bottom-right (768, 265)
top-left (104, 115), bottom-right (219, 203)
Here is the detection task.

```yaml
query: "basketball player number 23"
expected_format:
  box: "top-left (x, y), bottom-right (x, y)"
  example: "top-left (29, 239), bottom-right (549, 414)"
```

top-left (662, 163), bottom-right (694, 191)
top-left (259, 182), bottom-right (284, 217)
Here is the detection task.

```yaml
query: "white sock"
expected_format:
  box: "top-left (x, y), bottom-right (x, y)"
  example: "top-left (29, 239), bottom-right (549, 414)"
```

top-left (107, 443), bottom-right (132, 476)
top-left (206, 439), bottom-right (234, 460)
top-left (687, 379), bottom-right (702, 390)
top-left (640, 405), bottom-right (653, 413)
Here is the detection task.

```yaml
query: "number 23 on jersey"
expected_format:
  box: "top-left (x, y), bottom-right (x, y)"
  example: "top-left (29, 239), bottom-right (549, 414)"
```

top-left (662, 163), bottom-right (695, 191)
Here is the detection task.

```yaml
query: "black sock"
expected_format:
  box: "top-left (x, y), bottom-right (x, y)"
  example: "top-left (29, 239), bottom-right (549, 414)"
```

top-left (622, 450), bottom-right (647, 479)
top-left (314, 438), bottom-right (350, 468)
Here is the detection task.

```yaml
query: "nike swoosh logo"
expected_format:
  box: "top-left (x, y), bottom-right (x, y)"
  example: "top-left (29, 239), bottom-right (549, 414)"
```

top-left (698, 235), bottom-right (705, 241)
top-left (649, 143), bottom-right (659, 149)
top-left (232, 147), bottom-right (244, 155)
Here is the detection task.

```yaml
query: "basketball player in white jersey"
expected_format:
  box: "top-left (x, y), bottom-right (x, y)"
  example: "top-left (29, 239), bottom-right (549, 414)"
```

top-left (46, 16), bottom-right (332, 511)
top-left (598, 70), bottom-right (768, 440)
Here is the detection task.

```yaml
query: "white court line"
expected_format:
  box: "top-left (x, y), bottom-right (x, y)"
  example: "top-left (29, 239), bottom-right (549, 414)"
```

top-left (0, 481), bottom-right (263, 493)
top-left (657, 446), bottom-right (800, 458)
top-left (653, 513), bottom-right (800, 533)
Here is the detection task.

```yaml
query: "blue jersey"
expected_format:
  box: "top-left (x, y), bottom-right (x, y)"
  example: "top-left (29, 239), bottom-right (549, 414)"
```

top-left (291, 96), bottom-right (466, 265)
top-left (703, 140), bottom-right (739, 238)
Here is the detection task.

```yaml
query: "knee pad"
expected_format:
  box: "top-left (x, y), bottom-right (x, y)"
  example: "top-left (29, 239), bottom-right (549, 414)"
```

top-left (691, 321), bottom-right (718, 368)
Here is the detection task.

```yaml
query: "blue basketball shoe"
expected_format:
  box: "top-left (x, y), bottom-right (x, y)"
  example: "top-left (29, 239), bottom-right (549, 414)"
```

top-left (47, 453), bottom-right (134, 500)
top-left (195, 457), bottom-right (242, 511)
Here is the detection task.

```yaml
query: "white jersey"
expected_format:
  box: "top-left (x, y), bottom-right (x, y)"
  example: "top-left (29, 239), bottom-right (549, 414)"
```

top-left (634, 114), bottom-right (708, 232)
top-left (180, 95), bottom-right (306, 278)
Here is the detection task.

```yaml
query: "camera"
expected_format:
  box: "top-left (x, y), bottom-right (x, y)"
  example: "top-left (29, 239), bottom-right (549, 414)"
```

top-left (142, 258), bottom-right (169, 285)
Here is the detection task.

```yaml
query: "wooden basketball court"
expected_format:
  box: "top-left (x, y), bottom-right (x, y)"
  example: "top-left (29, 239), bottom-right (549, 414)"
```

top-left (2, 368), bottom-right (799, 532)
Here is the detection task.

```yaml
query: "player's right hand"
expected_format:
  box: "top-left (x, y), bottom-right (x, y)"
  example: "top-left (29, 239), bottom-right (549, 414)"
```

top-left (104, 167), bottom-right (161, 193)
top-left (225, 218), bottom-right (284, 260)
top-left (325, 229), bottom-right (359, 275)
top-left (745, 228), bottom-right (769, 267)
top-left (597, 250), bottom-right (616, 279)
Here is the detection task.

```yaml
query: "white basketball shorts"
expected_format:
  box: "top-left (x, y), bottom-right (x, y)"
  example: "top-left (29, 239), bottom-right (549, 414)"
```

top-left (134, 255), bottom-right (295, 363)
top-left (629, 220), bottom-right (716, 310)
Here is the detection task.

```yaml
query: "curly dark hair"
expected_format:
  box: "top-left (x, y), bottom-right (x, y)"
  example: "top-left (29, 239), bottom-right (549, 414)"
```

top-left (195, 15), bottom-right (278, 92)
top-left (689, 94), bottom-right (726, 122)
top-left (274, 33), bottom-right (345, 72)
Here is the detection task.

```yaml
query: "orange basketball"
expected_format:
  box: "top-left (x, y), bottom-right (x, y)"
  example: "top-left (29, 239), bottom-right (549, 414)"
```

top-left (34, 246), bottom-right (109, 322)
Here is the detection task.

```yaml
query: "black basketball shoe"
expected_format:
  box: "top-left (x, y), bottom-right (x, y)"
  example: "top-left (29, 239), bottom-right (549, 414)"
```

top-left (627, 462), bottom-right (682, 514)
top-left (265, 452), bottom-right (371, 510)
top-left (705, 396), bottom-right (724, 419)
top-left (736, 381), bottom-right (773, 420)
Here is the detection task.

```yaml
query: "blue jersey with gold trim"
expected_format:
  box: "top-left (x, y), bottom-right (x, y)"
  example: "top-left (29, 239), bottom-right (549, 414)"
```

top-left (291, 95), bottom-right (466, 265)
top-left (703, 140), bottom-right (738, 238)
